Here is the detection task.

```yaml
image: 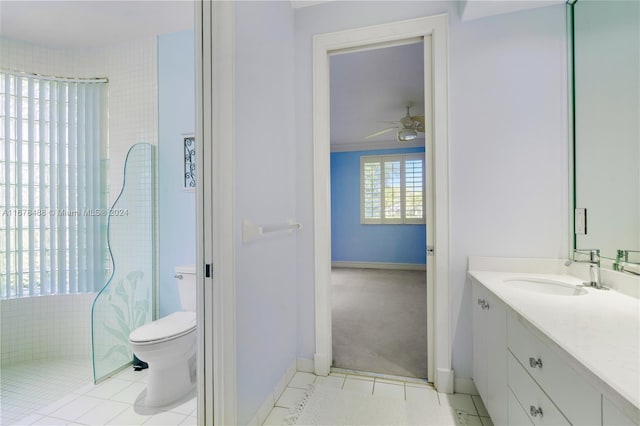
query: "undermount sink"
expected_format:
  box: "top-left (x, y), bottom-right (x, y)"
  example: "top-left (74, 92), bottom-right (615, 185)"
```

top-left (503, 278), bottom-right (588, 296)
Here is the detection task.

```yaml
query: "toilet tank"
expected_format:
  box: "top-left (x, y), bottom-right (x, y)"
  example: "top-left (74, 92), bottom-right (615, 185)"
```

top-left (175, 265), bottom-right (197, 312)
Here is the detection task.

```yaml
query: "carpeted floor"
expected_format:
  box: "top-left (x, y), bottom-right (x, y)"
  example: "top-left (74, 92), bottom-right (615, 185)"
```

top-left (331, 268), bottom-right (428, 379)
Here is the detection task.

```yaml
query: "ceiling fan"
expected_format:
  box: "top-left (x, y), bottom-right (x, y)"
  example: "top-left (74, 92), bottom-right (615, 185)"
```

top-left (365, 102), bottom-right (425, 142)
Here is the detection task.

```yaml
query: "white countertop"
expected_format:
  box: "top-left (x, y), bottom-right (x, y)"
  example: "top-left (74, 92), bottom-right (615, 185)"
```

top-left (468, 269), bottom-right (640, 417)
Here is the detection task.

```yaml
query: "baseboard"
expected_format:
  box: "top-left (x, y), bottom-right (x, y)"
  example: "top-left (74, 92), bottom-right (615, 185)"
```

top-left (436, 368), bottom-right (454, 394)
top-left (314, 353), bottom-right (330, 376)
top-left (248, 358), bottom-right (297, 426)
top-left (297, 357), bottom-right (314, 373)
top-left (331, 261), bottom-right (426, 271)
top-left (454, 377), bottom-right (479, 395)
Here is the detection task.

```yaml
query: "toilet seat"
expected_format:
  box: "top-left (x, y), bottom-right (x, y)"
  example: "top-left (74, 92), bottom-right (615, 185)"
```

top-left (129, 311), bottom-right (196, 345)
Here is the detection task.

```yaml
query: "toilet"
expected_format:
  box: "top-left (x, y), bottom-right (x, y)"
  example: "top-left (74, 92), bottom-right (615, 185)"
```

top-left (129, 265), bottom-right (197, 407)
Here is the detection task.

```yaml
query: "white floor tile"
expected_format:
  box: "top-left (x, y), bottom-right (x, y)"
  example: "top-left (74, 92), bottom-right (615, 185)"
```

top-left (472, 395), bottom-right (489, 417)
top-left (142, 410), bottom-right (188, 425)
top-left (48, 395), bottom-right (103, 421)
top-left (406, 384), bottom-right (440, 408)
top-left (314, 375), bottom-right (345, 389)
top-left (13, 413), bottom-right (44, 425)
top-left (85, 378), bottom-right (133, 399)
top-left (169, 395), bottom-right (197, 415)
top-left (287, 372), bottom-right (316, 389)
top-left (373, 381), bottom-right (405, 400)
top-left (110, 381), bottom-right (147, 404)
top-left (74, 399), bottom-right (130, 425)
top-left (72, 382), bottom-right (97, 395)
top-left (275, 387), bottom-right (306, 409)
top-left (180, 416), bottom-right (198, 426)
top-left (263, 407), bottom-right (289, 426)
top-left (342, 377), bottom-right (374, 394)
top-left (108, 406), bottom-right (154, 425)
top-left (439, 393), bottom-right (478, 415)
top-left (36, 393), bottom-right (79, 415)
top-left (466, 414), bottom-right (483, 425)
top-left (32, 416), bottom-right (67, 425)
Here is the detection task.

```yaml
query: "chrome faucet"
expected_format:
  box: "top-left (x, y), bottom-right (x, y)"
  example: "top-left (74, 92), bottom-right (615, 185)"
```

top-left (565, 249), bottom-right (608, 290)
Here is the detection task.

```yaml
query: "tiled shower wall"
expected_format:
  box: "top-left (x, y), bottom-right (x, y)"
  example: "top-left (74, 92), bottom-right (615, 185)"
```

top-left (0, 294), bottom-right (95, 367)
top-left (0, 37), bottom-right (158, 365)
top-left (0, 36), bottom-right (158, 206)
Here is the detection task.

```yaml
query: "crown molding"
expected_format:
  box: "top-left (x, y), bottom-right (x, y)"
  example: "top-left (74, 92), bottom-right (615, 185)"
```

top-left (330, 138), bottom-right (425, 152)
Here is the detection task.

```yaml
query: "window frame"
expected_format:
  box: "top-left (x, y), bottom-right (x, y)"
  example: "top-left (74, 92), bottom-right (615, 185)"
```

top-left (360, 153), bottom-right (426, 225)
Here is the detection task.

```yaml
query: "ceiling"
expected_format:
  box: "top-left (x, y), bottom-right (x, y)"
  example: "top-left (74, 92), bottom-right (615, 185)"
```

top-left (1, 0), bottom-right (424, 153)
top-left (0, 1), bottom-right (194, 48)
top-left (330, 42), bottom-right (425, 151)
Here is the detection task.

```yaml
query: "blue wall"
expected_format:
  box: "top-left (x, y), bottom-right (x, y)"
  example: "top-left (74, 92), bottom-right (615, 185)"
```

top-left (158, 30), bottom-right (196, 316)
top-left (331, 147), bottom-right (426, 265)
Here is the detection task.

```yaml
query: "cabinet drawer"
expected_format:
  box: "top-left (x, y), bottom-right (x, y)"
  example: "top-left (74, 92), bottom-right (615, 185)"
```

top-left (508, 387), bottom-right (534, 426)
top-left (508, 352), bottom-right (569, 426)
top-left (508, 313), bottom-right (601, 425)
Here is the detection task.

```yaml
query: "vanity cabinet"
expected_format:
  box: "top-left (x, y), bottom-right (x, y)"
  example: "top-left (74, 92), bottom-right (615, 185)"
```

top-left (471, 281), bottom-right (507, 425)
top-left (471, 276), bottom-right (639, 426)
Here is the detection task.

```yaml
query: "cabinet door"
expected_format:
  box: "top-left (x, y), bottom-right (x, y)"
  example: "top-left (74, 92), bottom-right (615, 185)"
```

top-left (603, 396), bottom-right (639, 425)
top-left (486, 293), bottom-right (507, 425)
top-left (472, 281), bottom-right (488, 401)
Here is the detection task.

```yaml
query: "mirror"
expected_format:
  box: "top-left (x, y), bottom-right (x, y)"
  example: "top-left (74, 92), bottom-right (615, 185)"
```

top-left (571, 0), bottom-right (640, 264)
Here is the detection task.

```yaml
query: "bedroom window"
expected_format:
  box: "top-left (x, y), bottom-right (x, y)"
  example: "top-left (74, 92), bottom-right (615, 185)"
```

top-left (360, 153), bottom-right (425, 224)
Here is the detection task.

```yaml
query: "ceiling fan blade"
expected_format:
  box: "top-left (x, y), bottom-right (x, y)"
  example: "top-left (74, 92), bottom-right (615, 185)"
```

top-left (365, 127), bottom-right (397, 139)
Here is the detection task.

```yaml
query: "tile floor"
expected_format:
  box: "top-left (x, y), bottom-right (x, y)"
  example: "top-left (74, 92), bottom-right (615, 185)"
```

top-left (263, 371), bottom-right (494, 426)
top-left (3, 362), bottom-right (491, 426)
top-left (2, 361), bottom-right (196, 425)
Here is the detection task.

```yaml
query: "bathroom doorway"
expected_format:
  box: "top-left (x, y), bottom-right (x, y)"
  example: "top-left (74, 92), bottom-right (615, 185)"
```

top-left (328, 41), bottom-right (429, 379)
top-left (312, 14), bottom-right (451, 391)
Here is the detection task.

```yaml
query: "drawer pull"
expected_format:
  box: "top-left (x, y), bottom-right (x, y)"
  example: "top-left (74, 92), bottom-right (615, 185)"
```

top-left (529, 357), bottom-right (543, 368)
top-left (483, 301), bottom-right (490, 310)
top-left (530, 406), bottom-right (544, 418)
top-left (478, 298), bottom-right (485, 305)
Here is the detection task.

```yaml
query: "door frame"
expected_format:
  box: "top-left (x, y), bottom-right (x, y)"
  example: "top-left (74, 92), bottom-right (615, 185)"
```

top-left (196, 1), bottom-right (237, 424)
top-left (312, 14), bottom-right (453, 392)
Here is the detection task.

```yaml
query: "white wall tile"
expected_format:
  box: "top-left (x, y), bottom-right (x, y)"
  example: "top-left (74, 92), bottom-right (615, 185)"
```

top-left (0, 34), bottom-right (158, 366)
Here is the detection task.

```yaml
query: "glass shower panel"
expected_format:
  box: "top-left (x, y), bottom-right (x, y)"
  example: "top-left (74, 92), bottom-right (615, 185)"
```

top-left (91, 143), bottom-right (155, 383)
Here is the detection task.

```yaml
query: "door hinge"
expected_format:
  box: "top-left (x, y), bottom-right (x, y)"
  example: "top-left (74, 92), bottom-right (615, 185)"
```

top-left (427, 246), bottom-right (434, 256)
top-left (204, 264), bottom-right (212, 278)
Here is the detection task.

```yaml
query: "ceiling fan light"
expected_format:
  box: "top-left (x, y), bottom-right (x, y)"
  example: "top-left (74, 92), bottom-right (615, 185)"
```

top-left (397, 129), bottom-right (418, 142)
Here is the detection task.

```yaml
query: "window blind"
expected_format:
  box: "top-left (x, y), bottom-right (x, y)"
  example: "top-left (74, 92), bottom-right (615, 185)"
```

top-left (0, 71), bottom-right (107, 298)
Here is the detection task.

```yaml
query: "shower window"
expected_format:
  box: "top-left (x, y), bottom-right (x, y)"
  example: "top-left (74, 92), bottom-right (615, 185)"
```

top-left (360, 153), bottom-right (425, 224)
top-left (0, 71), bottom-right (108, 299)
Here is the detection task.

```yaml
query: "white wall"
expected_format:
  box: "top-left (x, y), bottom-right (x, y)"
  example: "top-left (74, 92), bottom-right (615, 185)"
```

top-left (157, 30), bottom-right (196, 317)
top-left (233, 2), bottom-right (297, 424)
top-left (294, 2), bottom-right (569, 383)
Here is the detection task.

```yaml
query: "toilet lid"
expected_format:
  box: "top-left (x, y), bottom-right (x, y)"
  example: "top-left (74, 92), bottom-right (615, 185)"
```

top-left (129, 311), bottom-right (196, 343)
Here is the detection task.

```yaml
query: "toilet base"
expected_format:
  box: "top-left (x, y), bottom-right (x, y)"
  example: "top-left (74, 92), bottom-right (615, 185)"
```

top-left (144, 358), bottom-right (194, 407)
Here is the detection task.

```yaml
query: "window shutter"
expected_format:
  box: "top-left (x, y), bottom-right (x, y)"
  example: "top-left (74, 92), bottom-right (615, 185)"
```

top-left (362, 158), bottom-right (382, 222)
top-left (405, 158), bottom-right (424, 221)
top-left (360, 153), bottom-right (425, 225)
